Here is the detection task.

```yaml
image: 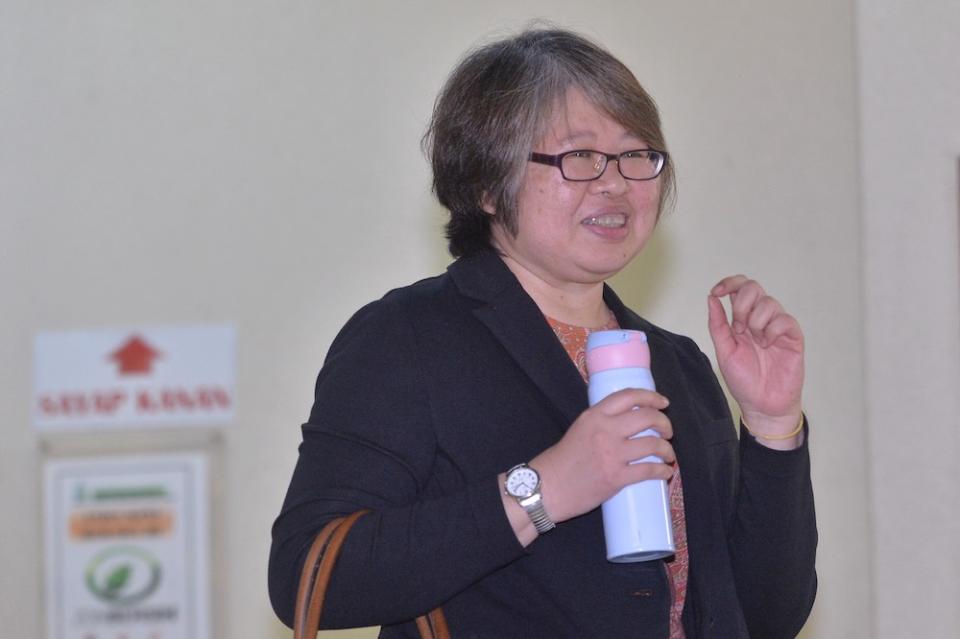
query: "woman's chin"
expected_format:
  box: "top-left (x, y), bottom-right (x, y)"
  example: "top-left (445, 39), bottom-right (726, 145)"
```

top-left (570, 258), bottom-right (633, 283)
top-left (576, 246), bottom-right (645, 280)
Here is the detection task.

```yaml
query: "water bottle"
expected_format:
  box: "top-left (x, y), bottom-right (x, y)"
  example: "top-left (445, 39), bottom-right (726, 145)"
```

top-left (586, 329), bottom-right (675, 563)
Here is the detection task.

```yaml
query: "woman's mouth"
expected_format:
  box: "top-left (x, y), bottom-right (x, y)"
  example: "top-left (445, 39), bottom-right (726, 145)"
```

top-left (582, 213), bottom-right (627, 228)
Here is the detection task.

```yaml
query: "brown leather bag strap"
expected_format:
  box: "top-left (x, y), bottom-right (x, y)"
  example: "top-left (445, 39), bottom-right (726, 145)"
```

top-left (293, 510), bottom-right (450, 639)
top-left (294, 510), bottom-right (367, 638)
top-left (416, 607), bottom-right (452, 639)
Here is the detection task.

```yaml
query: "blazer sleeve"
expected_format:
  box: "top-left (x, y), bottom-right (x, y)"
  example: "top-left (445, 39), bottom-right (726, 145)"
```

top-left (686, 345), bottom-right (818, 637)
top-left (268, 298), bottom-right (526, 629)
top-left (729, 419), bottom-right (818, 637)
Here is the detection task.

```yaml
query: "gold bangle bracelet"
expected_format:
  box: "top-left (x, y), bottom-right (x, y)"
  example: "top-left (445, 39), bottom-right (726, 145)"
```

top-left (741, 413), bottom-right (804, 441)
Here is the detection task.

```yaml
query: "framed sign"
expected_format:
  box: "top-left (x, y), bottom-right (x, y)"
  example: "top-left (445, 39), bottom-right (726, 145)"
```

top-left (44, 453), bottom-right (212, 639)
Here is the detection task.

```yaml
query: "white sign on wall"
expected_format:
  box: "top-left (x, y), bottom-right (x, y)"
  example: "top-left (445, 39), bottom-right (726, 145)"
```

top-left (44, 453), bottom-right (211, 639)
top-left (33, 325), bottom-right (236, 430)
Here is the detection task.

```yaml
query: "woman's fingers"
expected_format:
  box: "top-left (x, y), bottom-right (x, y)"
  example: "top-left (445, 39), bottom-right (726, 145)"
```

top-left (746, 295), bottom-right (783, 343)
top-left (707, 293), bottom-right (736, 359)
top-left (729, 280), bottom-right (765, 334)
top-left (761, 312), bottom-right (804, 348)
top-left (712, 276), bottom-right (797, 347)
top-left (613, 406), bottom-right (673, 440)
top-left (590, 390), bottom-right (673, 439)
top-left (593, 387), bottom-right (669, 416)
top-left (710, 275), bottom-right (762, 343)
top-left (620, 433), bottom-right (676, 463)
top-left (624, 460), bottom-right (675, 482)
top-left (596, 435), bottom-right (675, 484)
top-left (711, 274), bottom-right (749, 297)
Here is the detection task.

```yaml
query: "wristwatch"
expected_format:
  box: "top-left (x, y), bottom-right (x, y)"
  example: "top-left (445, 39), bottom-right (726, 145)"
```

top-left (504, 463), bottom-right (556, 534)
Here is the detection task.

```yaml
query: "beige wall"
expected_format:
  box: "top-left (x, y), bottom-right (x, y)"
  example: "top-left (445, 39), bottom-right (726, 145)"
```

top-left (6, 0), bottom-right (944, 636)
top-left (858, 2), bottom-right (960, 637)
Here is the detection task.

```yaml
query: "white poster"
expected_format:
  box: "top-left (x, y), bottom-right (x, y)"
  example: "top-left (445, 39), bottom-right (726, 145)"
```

top-left (44, 454), bottom-right (211, 639)
top-left (34, 325), bottom-right (236, 430)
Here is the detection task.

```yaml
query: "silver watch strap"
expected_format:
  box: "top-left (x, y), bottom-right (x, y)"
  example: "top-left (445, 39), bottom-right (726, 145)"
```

top-left (519, 493), bottom-right (556, 534)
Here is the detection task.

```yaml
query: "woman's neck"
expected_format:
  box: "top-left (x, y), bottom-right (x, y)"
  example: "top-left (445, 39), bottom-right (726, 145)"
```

top-left (498, 253), bottom-right (610, 327)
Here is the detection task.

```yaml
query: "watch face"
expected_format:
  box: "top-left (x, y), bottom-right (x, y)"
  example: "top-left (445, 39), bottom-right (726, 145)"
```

top-left (506, 465), bottom-right (539, 498)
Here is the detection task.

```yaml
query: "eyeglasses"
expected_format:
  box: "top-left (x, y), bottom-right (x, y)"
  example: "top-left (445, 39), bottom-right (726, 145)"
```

top-left (528, 149), bottom-right (668, 182)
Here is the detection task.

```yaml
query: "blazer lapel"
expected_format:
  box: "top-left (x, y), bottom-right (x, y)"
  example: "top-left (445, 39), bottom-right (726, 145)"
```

top-left (448, 253), bottom-right (590, 430)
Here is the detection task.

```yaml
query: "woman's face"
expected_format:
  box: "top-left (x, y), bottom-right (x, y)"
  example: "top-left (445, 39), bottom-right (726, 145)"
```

top-left (489, 88), bottom-right (661, 289)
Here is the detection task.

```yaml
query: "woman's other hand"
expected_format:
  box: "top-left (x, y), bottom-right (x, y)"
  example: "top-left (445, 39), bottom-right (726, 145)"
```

top-left (707, 275), bottom-right (804, 449)
top-left (503, 388), bottom-right (675, 545)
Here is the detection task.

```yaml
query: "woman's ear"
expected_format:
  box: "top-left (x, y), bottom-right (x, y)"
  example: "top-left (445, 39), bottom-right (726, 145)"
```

top-left (480, 192), bottom-right (496, 216)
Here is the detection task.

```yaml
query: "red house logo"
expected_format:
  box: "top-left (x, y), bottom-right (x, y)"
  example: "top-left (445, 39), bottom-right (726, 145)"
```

top-left (109, 336), bottom-right (162, 375)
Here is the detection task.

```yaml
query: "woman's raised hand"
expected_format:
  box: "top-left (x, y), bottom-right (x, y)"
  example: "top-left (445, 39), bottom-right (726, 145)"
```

top-left (707, 275), bottom-right (804, 445)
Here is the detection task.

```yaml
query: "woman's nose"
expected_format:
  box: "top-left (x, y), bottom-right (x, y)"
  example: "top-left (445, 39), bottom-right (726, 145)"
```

top-left (588, 158), bottom-right (629, 196)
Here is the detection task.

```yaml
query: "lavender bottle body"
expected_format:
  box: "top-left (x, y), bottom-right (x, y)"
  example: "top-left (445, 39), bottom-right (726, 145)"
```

top-left (586, 330), bottom-right (675, 563)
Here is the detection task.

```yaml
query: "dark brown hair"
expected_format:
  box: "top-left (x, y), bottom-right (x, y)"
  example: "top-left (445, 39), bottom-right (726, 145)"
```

top-left (424, 28), bottom-right (675, 257)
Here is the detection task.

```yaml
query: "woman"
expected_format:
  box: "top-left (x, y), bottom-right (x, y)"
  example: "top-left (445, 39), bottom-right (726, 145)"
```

top-left (270, 28), bottom-right (816, 638)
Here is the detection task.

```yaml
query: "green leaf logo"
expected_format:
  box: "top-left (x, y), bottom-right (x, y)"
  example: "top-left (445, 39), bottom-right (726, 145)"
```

top-left (85, 546), bottom-right (161, 605)
top-left (105, 564), bottom-right (132, 595)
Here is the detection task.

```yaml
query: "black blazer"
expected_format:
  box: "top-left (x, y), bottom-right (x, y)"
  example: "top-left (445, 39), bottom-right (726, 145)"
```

top-left (269, 250), bottom-right (817, 638)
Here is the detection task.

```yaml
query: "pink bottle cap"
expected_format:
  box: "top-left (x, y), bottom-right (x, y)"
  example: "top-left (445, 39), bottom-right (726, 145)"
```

top-left (586, 330), bottom-right (651, 374)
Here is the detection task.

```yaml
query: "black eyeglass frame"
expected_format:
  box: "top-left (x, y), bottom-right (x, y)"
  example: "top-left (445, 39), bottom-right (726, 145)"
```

top-left (528, 149), bottom-right (669, 182)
